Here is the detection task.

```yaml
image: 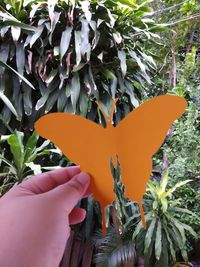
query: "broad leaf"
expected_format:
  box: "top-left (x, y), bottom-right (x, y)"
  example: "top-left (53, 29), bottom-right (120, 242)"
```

top-left (71, 73), bottom-right (80, 112)
top-left (0, 61), bottom-right (35, 89)
top-left (60, 26), bottom-right (72, 62)
top-left (0, 91), bottom-right (18, 118)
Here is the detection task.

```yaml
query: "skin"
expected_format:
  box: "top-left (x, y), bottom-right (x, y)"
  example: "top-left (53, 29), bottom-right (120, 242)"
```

top-left (0, 166), bottom-right (91, 267)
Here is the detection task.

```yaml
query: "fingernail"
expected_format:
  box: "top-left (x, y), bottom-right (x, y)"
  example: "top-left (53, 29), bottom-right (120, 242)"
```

top-left (76, 172), bottom-right (90, 185)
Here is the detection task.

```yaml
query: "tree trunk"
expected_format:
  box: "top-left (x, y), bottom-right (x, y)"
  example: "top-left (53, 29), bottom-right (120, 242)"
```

top-left (170, 31), bottom-right (177, 88)
top-left (186, 31), bottom-right (194, 55)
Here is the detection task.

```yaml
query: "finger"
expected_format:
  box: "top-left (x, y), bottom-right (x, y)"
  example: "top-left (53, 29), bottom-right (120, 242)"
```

top-left (83, 188), bottom-right (92, 198)
top-left (45, 172), bottom-right (90, 213)
top-left (18, 166), bottom-right (80, 194)
top-left (69, 208), bottom-right (86, 225)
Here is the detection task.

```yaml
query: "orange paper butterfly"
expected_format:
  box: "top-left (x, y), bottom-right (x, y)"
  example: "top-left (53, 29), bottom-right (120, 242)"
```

top-left (34, 95), bottom-right (187, 232)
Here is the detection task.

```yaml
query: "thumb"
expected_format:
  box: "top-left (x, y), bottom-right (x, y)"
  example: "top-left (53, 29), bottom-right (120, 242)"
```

top-left (45, 172), bottom-right (90, 213)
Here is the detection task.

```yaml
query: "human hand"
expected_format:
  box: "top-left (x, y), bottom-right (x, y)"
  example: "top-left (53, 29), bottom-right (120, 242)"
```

top-left (0, 166), bottom-right (90, 267)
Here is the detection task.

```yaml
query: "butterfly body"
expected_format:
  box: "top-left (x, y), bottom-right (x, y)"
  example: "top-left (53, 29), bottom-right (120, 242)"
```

top-left (35, 95), bottom-right (187, 232)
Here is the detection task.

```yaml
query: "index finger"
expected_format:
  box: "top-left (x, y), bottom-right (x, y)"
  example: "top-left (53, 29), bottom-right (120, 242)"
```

top-left (18, 166), bottom-right (81, 194)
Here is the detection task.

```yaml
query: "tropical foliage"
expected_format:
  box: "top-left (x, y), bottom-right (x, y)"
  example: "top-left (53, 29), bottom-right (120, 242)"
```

top-left (0, 130), bottom-right (60, 194)
top-left (0, 0), bottom-right (164, 133)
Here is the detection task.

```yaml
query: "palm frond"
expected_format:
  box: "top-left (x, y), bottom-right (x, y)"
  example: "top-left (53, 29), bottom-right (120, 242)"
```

top-left (93, 227), bottom-right (136, 267)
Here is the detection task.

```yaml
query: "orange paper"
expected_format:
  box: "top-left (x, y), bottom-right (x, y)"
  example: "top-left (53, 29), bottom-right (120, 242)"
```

top-left (34, 95), bottom-right (187, 232)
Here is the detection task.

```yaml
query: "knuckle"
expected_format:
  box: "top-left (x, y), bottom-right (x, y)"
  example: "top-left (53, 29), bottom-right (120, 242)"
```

top-left (68, 180), bottom-right (83, 193)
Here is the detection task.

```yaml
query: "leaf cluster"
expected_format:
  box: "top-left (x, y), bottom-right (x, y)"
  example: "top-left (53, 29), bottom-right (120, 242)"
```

top-left (0, 0), bottom-right (163, 133)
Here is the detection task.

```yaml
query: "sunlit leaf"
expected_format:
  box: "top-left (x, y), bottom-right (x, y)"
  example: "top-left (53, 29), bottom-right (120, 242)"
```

top-left (71, 72), bottom-right (80, 112)
top-left (74, 31), bottom-right (82, 67)
top-left (0, 91), bottom-right (18, 118)
top-left (11, 26), bottom-right (21, 41)
top-left (118, 50), bottom-right (127, 77)
top-left (0, 61), bottom-right (35, 89)
top-left (16, 43), bottom-right (25, 77)
top-left (60, 26), bottom-right (72, 62)
top-left (155, 220), bottom-right (162, 260)
top-left (81, 0), bottom-right (92, 21)
top-left (144, 217), bottom-right (156, 255)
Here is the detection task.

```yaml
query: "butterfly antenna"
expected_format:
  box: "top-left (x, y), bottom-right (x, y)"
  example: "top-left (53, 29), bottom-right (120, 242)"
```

top-left (110, 98), bottom-right (118, 123)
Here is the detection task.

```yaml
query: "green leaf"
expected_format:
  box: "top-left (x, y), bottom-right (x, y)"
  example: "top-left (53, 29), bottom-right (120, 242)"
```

top-left (173, 207), bottom-right (197, 216)
top-left (138, 50), bottom-right (156, 68)
top-left (0, 155), bottom-right (15, 169)
top-left (118, 50), bottom-right (127, 77)
top-left (0, 43), bottom-right (9, 75)
top-left (117, 0), bottom-right (137, 9)
top-left (24, 131), bottom-right (39, 162)
top-left (167, 180), bottom-right (192, 196)
top-left (144, 217), bottom-right (156, 255)
top-left (129, 50), bottom-right (146, 73)
top-left (45, 69), bottom-right (58, 85)
top-left (35, 91), bottom-right (50, 111)
top-left (16, 43), bottom-right (25, 77)
top-left (7, 131), bottom-right (24, 171)
top-left (160, 171), bottom-right (169, 192)
top-left (79, 89), bottom-right (89, 116)
top-left (124, 80), bottom-right (139, 107)
top-left (0, 6), bottom-right (36, 31)
top-left (132, 221), bottom-right (143, 240)
top-left (36, 79), bottom-right (59, 110)
top-left (105, 7), bottom-right (116, 28)
top-left (4, 20), bottom-right (36, 31)
top-left (155, 220), bottom-right (162, 260)
top-left (80, 19), bottom-right (91, 61)
top-left (102, 68), bottom-right (116, 80)
top-left (81, 0), bottom-right (92, 21)
top-left (23, 83), bottom-right (32, 115)
top-left (179, 222), bottom-right (197, 239)
top-left (153, 200), bottom-right (158, 210)
top-left (49, 12), bottom-right (61, 44)
top-left (170, 218), bottom-right (186, 247)
top-left (72, 63), bottom-right (85, 72)
top-left (0, 61), bottom-right (35, 89)
top-left (88, 65), bottom-right (98, 97)
top-left (25, 162), bottom-right (41, 175)
top-left (149, 24), bottom-right (167, 32)
top-left (45, 89), bottom-right (60, 113)
top-left (11, 26), bottom-right (21, 41)
top-left (113, 31), bottom-right (122, 44)
top-left (110, 77), bottom-right (117, 99)
top-left (71, 73), bottom-right (80, 113)
top-left (163, 225), bottom-right (176, 262)
top-left (28, 140), bottom-right (50, 162)
top-left (75, 31), bottom-right (82, 67)
top-left (0, 91), bottom-right (18, 118)
top-left (161, 197), bottom-right (168, 212)
top-left (60, 26), bottom-right (72, 62)
top-left (57, 89), bottom-right (67, 111)
top-left (30, 25), bottom-right (44, 48)
top-left (0, 6), bottom-right (18, 22)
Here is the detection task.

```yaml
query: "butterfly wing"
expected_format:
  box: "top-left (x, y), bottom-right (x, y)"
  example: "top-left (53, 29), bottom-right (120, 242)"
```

top-left (34, 113), bottom-right (115, 232)
top-left (115, 95), bottom-right (187, 225)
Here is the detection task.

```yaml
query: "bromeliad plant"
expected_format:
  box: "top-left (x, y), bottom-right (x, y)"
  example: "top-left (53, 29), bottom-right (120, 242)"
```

top-left (132, 171), bottom-right (198, 267)
top-left (0, 0), bottom-right (163, 133)
top-left (0, 130), bottom-right (54, 195)
top-left (93, 160), bottom-right (198, 267)
top-left (92, 158), bottom-right (139, 267)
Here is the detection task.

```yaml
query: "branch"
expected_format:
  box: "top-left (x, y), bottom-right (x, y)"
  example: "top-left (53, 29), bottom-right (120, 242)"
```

top-left (169, 13), bottom-right (200, 26)
top-left (150, 0), bottom-right (189, 16)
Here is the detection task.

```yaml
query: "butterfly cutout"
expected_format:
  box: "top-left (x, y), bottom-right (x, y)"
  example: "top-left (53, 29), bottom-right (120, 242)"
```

top-left (34, 95), bottom-right (187, 233)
